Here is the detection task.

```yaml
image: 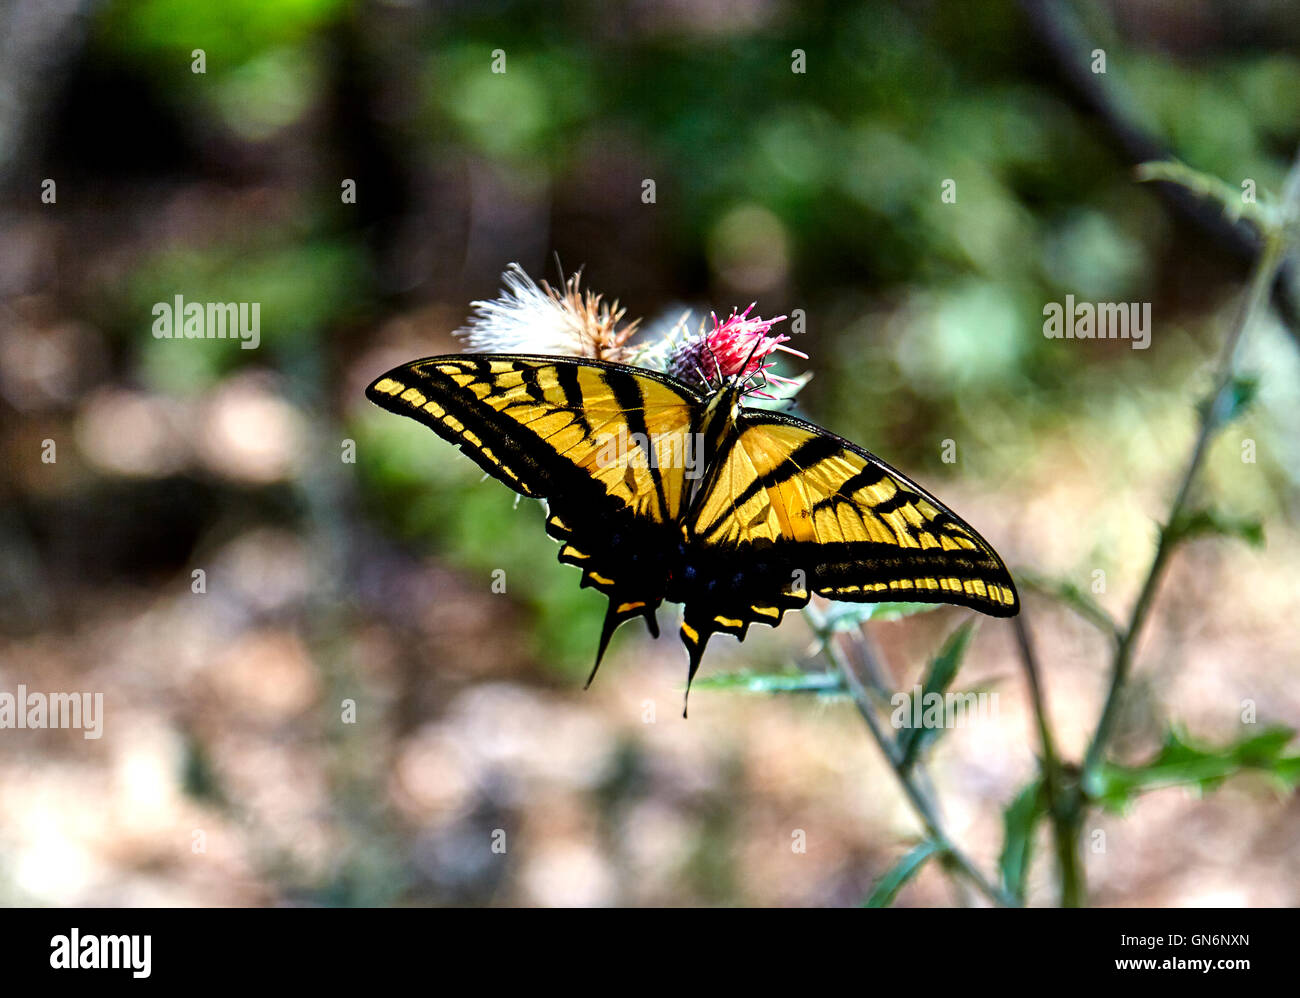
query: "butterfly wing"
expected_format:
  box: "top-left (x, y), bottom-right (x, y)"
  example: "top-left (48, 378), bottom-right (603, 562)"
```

top-left (675, 407), bottom-right (1018, 679)
top-left (367, 354), bottom-right (705, 678)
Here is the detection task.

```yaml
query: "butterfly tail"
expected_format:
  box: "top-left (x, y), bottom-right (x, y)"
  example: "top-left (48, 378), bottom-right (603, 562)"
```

top-left (586, 596), bottom-right (662, 689)
top-left (586, 603), bottom-right (622, 689)
top-left (678, 618), bottom-right (715, 718)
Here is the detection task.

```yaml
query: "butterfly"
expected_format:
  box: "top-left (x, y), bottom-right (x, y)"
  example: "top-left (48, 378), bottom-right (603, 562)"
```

top-left (367, 353), bottom-right (1018, 711)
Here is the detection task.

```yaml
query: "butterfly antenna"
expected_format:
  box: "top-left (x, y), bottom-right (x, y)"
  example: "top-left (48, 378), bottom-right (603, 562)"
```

top-left (735, 333), bottom-right (765, 387)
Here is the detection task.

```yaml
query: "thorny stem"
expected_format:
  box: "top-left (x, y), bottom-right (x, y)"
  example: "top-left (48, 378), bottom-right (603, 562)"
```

top-left (1082, 152), bottom-right (1300, 785)
top-left (846, 629), bottom-right (970, 902)
top-left (1013, 613), bottom-right (1084, 907)
top-left (822, 147), bottom-right (1298, 909)
top-left (1008, 148), bottom-right (1300, 909)
top-left (822, 630), bottom-right (1019, 908)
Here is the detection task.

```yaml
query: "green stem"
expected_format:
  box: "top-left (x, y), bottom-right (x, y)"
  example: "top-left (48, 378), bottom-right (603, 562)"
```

top-left (1082, 149), bottom-right (1300, 786)
top-left (824, 631), bottom-right (1019, 908)
top-left (1013, 613), bottom-right (1084, 906)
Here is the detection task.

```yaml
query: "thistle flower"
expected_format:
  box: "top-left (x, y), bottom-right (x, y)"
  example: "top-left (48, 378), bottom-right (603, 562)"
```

top-left (456, 263), bottom-right (640, 361)
top-left (662, 305), bottom-right (807, 397)
top-left (457, 266), bottom-right (807, 399)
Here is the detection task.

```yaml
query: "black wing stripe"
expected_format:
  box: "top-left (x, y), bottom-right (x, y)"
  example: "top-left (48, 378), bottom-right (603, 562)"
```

top-left (607, 370), bottom-right (670, 521)
top-left (810, 465), bottom-right (891, 513)
top-left (700, 434), bottom-right (843, 538)
top-left (520, 364), bottom-right (548, 406)
top-left (556, 362), bottom-right (591, 434)
top-left (869, 490), bottom-right (916, 517)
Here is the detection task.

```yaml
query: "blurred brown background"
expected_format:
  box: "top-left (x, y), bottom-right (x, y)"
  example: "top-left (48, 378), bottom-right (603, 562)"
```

top-left (1, 0), bottom-right (1298, 906)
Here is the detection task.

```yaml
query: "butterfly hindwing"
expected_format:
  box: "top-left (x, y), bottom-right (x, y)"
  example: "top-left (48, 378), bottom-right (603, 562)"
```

top-left (367, 354), bottom-right (705, 677)
top-left (369, 353), bottom-right (1019, 704)
top-left (674, 408), bottom-right (1018, 674)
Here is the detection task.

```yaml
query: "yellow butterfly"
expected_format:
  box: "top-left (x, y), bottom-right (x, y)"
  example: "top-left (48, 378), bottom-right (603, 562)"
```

top-left (368, 354), bottom-right (1018, 708)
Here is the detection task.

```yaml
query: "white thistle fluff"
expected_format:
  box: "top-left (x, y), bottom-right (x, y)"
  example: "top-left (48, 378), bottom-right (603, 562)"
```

top-left (451, 265), bottom-right (805, 401)
top-left (455, 263), bottom-right (625, 358)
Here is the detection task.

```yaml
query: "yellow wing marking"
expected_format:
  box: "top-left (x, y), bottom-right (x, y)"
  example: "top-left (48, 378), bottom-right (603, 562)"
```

top-left (697, 422), bottom-right (988, 554)
top-left (426, 358), bottom-right (698, 521)
top-left (688, 416), bottom-right (1015, 614)
top-left (375, 357), bottom-right (700, 518)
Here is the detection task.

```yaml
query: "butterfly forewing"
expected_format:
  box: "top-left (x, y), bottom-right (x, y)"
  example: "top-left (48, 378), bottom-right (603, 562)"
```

top-left (369, 355), bottom-right (700, 514)
top-left (367, 354), bottom-right (704, 674)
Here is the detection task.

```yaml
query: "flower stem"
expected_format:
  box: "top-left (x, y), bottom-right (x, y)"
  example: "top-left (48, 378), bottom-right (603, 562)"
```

top-left (1014, 613), bottom-right (1084, 906)
top-left (1081, 147), bottom-right (1300, 787)
top-left (824, 631), bottom-right (1019, 907)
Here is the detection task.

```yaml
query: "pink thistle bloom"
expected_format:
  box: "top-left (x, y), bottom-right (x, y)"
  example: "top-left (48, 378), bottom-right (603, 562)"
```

top-left (667, 304), bottom-right (807, 397)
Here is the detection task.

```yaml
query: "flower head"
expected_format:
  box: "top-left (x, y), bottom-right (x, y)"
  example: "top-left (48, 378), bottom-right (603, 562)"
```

top-left (456, 263), bottom-right (639, 361)
top-left (455, 267), bottom-right (807, 400)
top-left (663, 304), bottom-right (807, 397)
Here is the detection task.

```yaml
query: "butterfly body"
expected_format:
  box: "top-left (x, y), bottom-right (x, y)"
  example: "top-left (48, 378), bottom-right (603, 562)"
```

top-left (367, 353), bottom-right (1018, 708)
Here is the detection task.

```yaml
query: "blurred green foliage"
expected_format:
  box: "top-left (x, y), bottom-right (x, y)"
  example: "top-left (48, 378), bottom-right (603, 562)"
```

top-left (2, 0), bottom-right (1297, 910)
top-left (125, 240), bottom-right (367, 392)
top-left (69, 0), bottom-right (1300, 675)
top-left (100, 0), bottom-right (346, 68)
